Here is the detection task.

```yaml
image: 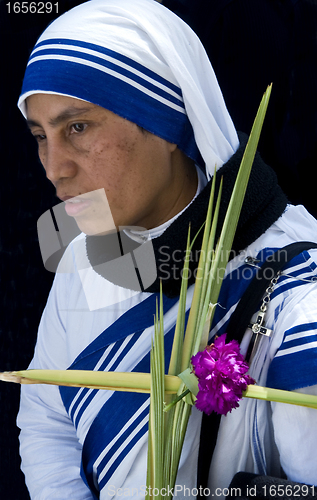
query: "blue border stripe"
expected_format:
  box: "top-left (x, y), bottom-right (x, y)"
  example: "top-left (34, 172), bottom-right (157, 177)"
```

top-left (271, 279), bottom-right (308, 301)
top-left (73, 388), bottom-right (98, 427)
top-left (284, 322), bottom-right (317, 340)
top-left (99, 421), bottom-right (148, 491)
top-left (70, 340), bottom-right (124, 423)
top-left (267, 346), bottom-right (317, 390)
top-left (72, 295), bottom-right (176, 364)
top-left (60, 294), bottom-right (178, 422)
top-left (31, 38), bottom-right (182, 96)
top-left (78, 313), bottom-right (185, 494)
top-left (22, 38), bottom-right (201, 164)
top-left (72, 333), bottom-right (144, 427)
top-left (278, 333), bottom-right (317, 352)
top-left (81, 391), bottom-right (149, 498)
top-left (21, 60), bottom-right (195, 150)
top-left (211, 247), bottom-right (317, 338)
top-left (30, 48), bottom-right (184, 108)
top-left (98, 333), bottom-right (143, 372)
top-left (276, 265), bottom-right (317, 283)
top-left (61, 345), bottom-right (117, 413)
top-left (253, 415), bottom-right (266, 474)
top-left (97, 407), bottom-right (149, 488)
top-left (286, 264), bottom-right (317, 277)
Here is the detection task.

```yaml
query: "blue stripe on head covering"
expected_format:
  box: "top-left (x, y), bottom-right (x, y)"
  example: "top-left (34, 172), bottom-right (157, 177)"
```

top-left (20, 37), bottom-right (202, 165)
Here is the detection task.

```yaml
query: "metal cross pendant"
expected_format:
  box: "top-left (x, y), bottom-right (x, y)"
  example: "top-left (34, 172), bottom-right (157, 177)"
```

top-left (244, 270), bottom-right (281, 363)
top-left (248, 310), bottom-right (273, 338)
top-left (246, 308), bottom-right (273, 363)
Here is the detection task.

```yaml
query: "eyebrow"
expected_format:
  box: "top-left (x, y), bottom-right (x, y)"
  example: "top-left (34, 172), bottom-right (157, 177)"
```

top-left (26, 106), bottom-right (93, 129)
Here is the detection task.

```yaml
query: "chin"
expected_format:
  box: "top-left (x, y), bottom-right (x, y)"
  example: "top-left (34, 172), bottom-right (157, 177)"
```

top-left (74, 220), bottom-right (118, 236)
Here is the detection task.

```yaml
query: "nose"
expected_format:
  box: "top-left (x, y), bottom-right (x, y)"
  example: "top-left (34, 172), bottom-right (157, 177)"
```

top-left (41, 137), bottom-right (77, 185)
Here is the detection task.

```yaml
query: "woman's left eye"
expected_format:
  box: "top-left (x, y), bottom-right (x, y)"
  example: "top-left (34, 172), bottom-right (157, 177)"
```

top-left (71, 123), bottom-right (87, 133)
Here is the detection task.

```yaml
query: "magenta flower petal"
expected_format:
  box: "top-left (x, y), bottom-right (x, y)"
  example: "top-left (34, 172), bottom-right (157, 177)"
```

top-left (191, 334), bottom-right (255, 416)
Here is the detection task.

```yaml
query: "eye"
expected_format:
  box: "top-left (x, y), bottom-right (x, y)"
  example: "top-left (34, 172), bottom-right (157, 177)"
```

top-left (70, 123), bottom-right (87, 134)
top-left (33, 133), bottom-right (46, 143)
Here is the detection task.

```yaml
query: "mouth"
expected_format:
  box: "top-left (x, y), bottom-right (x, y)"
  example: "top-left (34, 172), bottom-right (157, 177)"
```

top-left (63, 196), bottom-right (93, 217)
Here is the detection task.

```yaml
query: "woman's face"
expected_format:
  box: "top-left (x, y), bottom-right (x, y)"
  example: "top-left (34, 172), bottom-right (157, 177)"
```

top-left (26, 93), bottom-right (197, 235)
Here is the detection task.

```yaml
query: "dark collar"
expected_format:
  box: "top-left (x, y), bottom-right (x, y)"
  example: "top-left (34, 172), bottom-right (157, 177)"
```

top-left (86, 133), bottom-right (288, 297)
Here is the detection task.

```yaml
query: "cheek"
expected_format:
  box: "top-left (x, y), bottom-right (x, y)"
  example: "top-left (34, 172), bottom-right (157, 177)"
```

top-left (85, 139), bottom-right (137, 194)
top-left (97, 130), bottom-right (140, 169)
top-left (37, 145), bottom-right (47, 166)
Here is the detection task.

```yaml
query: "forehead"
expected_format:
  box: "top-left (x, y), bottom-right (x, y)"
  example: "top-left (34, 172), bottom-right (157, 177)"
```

top-left (25, 94), bottom-right (126, 133)
top-left (26, 94), bottom-right (97, 118)
top-left (25, 93), bottom-right (144, 139)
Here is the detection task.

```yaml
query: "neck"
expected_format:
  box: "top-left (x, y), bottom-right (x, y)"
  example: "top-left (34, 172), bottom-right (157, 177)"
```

top-left (86, 133), bottom-right (288, 296)
top-left (139, 149), bottom-right (198, 230)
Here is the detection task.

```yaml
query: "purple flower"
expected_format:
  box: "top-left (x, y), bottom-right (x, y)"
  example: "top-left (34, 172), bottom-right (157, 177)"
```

top-left (191, 334), bottom-right (255, 416)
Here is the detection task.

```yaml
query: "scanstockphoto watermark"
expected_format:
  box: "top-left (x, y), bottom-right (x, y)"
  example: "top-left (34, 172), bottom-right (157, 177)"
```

top-left (157, 246), bottom-right (289, 282)
top-left (158, 246), bottom-right (238, 267)
top-left (107, 484), bottom-right (243, 497)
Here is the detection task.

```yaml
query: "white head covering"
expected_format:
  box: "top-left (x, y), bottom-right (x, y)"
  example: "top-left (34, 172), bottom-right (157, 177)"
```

top-left (18, 0), bottom-right (239, 179)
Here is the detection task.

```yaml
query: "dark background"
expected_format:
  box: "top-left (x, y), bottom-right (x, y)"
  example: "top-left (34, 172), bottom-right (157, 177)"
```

top-left (0, 1), bottom-right (88, 497)
top-left (1, 0), bottom-right (316, 498)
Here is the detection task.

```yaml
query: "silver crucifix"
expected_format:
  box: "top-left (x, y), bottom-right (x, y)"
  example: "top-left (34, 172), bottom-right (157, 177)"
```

top-left (247, 304), bottom-right (273, 363)
top-left (248, 309), bottom-right (273, 338)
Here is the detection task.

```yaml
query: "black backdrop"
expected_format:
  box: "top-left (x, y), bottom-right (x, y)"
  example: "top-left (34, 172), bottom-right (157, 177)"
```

top-left (1, 0), bottom-right (316, 498)
top-left (163, 0), bottom-right (317, 219)
top-left (0, 2), bottom-right (88, 498)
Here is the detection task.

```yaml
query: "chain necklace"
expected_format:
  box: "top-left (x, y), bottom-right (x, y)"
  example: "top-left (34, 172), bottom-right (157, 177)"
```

top-left (244, 256), bottom-right (317, 363)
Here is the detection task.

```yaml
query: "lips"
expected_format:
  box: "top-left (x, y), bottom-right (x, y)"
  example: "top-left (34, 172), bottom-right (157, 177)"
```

top-left (63, 196), bottom-right (93, 217)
